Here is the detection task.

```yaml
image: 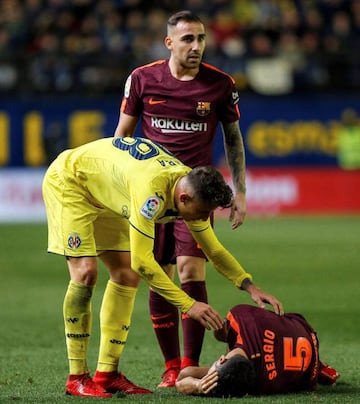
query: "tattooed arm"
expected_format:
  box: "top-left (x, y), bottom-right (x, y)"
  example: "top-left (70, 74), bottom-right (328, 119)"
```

top-left (222, 121), bottom-right (247, 229)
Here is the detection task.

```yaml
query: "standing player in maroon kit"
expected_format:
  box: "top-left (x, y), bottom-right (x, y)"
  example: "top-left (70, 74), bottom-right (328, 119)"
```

top-left (176, 304), bottom-right (340, 397)
top-left (114, 10), bottom-right (267, 387)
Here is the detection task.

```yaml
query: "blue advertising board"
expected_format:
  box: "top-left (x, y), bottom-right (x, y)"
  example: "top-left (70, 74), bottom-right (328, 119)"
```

top-left (0, 93), bottom-right (359, 167)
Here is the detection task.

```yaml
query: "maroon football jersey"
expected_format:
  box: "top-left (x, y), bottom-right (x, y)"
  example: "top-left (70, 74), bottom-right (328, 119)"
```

top-left (226, 305), bottom-right (319, 394)
top-left (120, 59), bottom-right (240, 167)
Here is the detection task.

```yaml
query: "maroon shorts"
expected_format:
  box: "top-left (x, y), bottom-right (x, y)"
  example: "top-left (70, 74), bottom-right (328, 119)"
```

top-left (153, 216), bottom-right (213, 265)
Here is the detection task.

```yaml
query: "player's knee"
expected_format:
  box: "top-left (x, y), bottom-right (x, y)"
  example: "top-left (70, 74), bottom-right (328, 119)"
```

top-left (78, 267), bottom-right (98, 285)
top-left (177, 257), bottom-right (205, 282)
top-left (67, 257), bottom-right (98, 285)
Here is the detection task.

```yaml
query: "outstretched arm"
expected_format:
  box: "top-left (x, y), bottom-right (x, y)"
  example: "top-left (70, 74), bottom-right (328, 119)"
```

top-left (130, 225), bottom-right (223, 329)
top-left (222, 121), bottom-right (246, 229)
top-left (186, 221), bottom-right (284, 315)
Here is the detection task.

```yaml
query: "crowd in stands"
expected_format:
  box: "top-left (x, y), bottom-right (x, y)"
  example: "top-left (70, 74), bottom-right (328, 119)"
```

top-left (0, 0), bottom-right (359, 95)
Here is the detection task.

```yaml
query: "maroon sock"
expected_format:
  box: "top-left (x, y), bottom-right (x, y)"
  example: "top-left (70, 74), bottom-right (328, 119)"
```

top-left (181, 281), bottom-right (208, 368)
top-left (149, 289), bottom-right (180, 369)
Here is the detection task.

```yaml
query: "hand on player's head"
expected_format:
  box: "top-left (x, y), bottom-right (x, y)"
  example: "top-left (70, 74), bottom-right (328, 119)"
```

top-left (208, 351), bottom-right (256, 398)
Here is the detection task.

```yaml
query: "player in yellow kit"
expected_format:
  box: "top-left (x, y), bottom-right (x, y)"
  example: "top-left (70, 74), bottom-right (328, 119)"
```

top-left (42, 136), bottom-right (283, 398)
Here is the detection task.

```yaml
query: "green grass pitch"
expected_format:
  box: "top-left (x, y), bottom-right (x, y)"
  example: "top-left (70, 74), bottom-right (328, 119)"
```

top-left (0, 216), bottom-right (359, 403)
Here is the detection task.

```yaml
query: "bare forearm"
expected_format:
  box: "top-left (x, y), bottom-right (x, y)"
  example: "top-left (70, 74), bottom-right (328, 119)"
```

top-left (222, 121), bottom-right (246, 194)
top-left (175, 377), bottom-right (202, 395)
top-left (113, 112), bottom-right (138, 138)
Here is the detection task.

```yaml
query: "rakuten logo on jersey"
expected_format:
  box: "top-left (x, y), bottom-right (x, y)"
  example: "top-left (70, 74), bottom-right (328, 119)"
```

top-left (151, 117), bottom-right (207, 133)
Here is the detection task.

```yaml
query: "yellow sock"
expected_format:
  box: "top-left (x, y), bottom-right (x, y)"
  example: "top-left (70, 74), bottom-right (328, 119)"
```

top-left (97, 280), bottom-right (137, 372)
top-left (63, 280), bottom-right (93, 375)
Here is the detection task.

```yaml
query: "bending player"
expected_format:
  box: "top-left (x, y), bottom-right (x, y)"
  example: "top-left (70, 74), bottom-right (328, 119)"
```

top-left (42, 137), bottom-right (282, 397)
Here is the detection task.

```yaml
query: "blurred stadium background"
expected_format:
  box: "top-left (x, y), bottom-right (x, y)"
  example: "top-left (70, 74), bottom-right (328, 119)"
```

top-left (1, 2), bottom-right (360, 401)
top-left (0, 0), bottom-right (359, 220)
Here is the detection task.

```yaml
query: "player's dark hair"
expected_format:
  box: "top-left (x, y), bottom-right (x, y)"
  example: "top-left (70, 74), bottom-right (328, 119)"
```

top-left (167, 10), bottom-right (203, 28)
top-left (209, 355), bottom-right (256, 398)
top-left (187, 166), bottom-right (233, 209)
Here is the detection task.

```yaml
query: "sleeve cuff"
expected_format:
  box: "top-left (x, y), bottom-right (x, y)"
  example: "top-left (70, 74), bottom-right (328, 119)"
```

top-left (235, 273), bottom-right (253, 289)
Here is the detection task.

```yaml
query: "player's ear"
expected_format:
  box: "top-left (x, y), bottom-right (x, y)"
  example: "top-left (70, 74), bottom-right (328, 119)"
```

top-left (164, 36), bottom-right (172, 50)
top-left (179, 193), bottom-right (191, 204)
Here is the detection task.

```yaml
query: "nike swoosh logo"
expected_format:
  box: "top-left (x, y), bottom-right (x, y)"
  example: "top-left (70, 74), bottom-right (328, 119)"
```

top-left (149, 98), bottom-right (166, 105)
top-left (151, 313), bottom-right (172, 321)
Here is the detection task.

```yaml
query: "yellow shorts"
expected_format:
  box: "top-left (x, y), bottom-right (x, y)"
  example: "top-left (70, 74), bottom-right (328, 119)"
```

top-left (42, 162), bottom-right (130, 257)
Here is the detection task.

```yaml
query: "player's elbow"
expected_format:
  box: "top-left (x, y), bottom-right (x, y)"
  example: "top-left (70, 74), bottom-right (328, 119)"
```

top-left (130, 253), bottom-right (156, 279)
top-left (130, 254), bottom-right (145, 272)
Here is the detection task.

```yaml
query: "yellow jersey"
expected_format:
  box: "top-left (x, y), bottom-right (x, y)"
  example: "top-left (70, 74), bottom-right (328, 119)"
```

top-left (46, 137), bottom-right (252, 312)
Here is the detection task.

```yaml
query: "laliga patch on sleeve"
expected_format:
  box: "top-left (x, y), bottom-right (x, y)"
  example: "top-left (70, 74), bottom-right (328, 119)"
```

top-left (140, 196), bottom-right (161, 219)
top-left (124, 74), bottom-right (131, 97)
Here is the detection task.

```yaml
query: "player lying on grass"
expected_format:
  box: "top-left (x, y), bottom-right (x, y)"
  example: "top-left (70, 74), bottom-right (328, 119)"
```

top-left (42, 136), bottom-right (283, 398)
top-left (176, 304), bottom-right (340, 397)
